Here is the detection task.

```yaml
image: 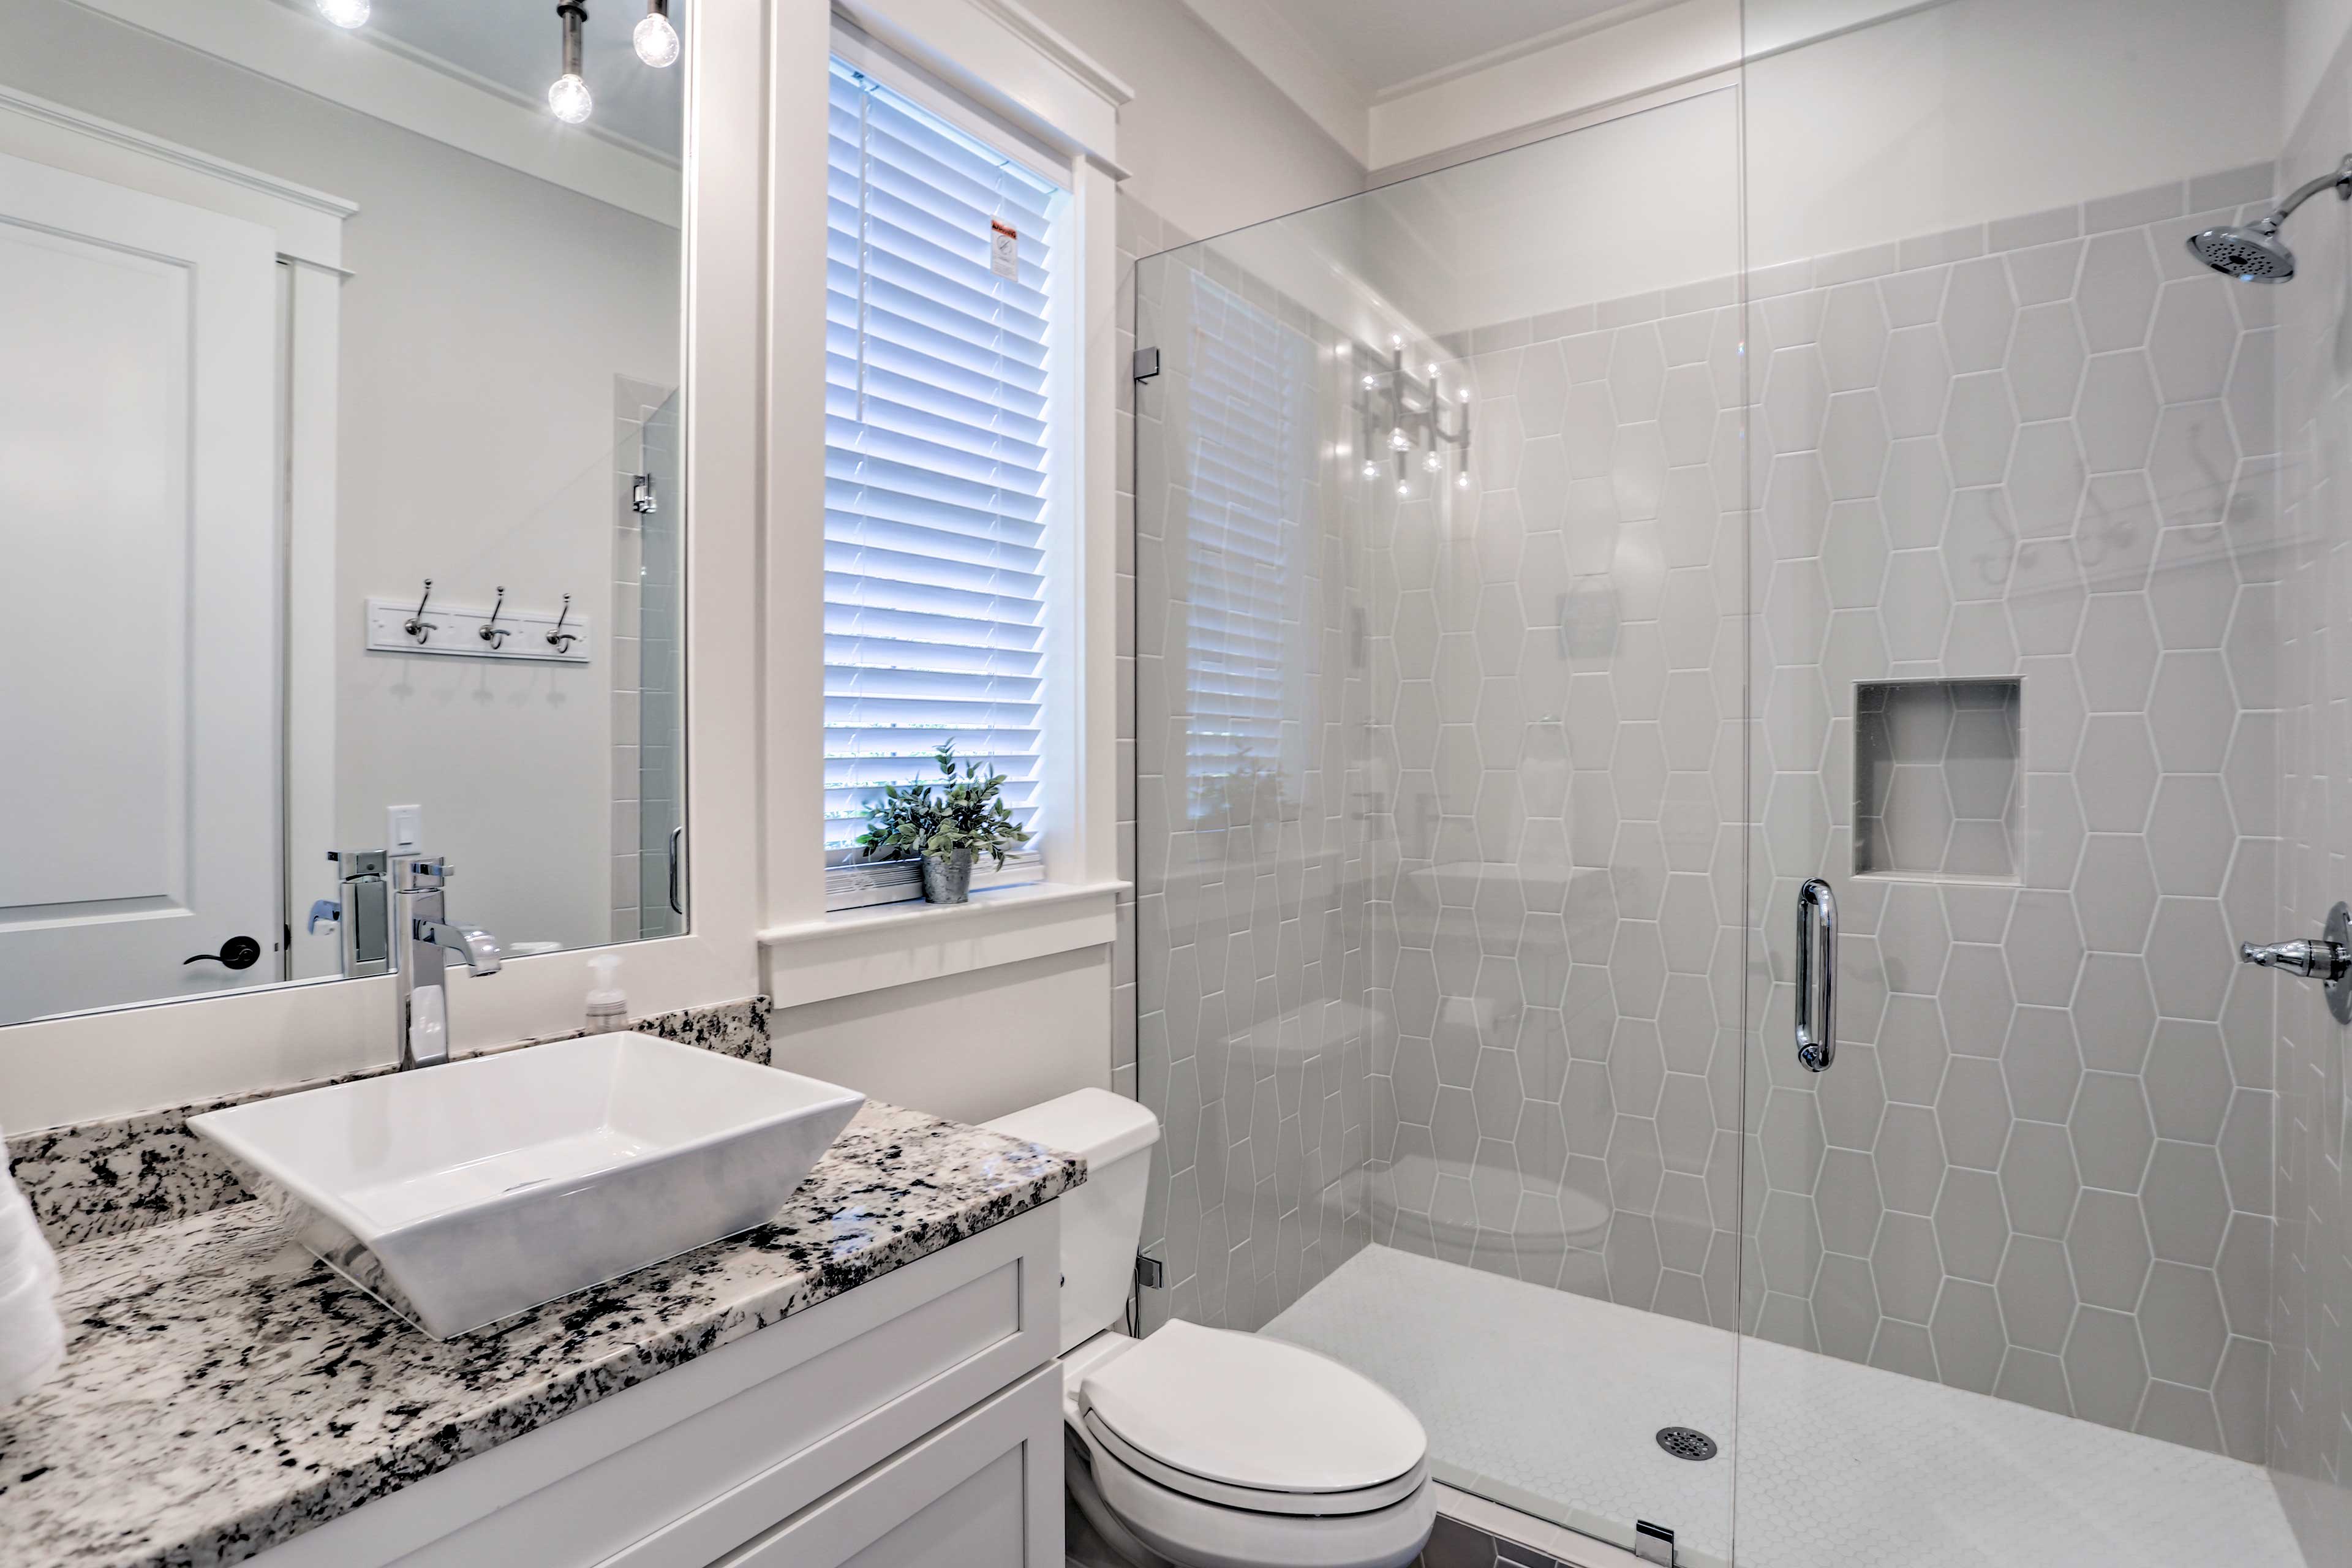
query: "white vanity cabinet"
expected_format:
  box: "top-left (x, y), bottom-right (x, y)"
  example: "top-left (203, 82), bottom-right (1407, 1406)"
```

top-left (261, 1204), bottom-right (1064, 1568)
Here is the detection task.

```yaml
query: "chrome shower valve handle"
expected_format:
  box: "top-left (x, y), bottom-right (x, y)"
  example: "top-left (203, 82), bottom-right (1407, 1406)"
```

top-left (2239, 901), bottom-right (2352, 1024)
top-left (2239, 938), bottom-right (2349, 981)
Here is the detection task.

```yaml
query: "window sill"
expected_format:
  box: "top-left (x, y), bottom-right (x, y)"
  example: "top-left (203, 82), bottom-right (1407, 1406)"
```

top-left (757, 879), bottom-right (1128, 1008)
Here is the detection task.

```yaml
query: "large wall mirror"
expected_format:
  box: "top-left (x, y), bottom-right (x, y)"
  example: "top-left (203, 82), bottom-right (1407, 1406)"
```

top-left (0, 0), bottom-right (688, 1027)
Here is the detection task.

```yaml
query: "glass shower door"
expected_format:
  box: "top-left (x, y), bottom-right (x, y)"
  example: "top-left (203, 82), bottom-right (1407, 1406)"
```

top-left (1737, 2), bottom-right (2307, 1563)
top-left (1133, 88), bottom-right (1748, 1567)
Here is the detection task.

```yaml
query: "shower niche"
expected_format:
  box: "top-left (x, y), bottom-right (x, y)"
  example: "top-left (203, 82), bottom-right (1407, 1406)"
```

top-left (1852, 679), bottom-right (2022, 881)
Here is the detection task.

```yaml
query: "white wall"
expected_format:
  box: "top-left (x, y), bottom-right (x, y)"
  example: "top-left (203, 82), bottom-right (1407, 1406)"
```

top-left (770, 951), bottom-right (1113, 1125)
top-left (2288, 0), bottom-right (2352, 138)
top-left (1019, 0), bottom-right (1364, 241)
top-left (1341, 0), bottom-right (2282, 327)
top-left (1744, 0), bottom-right (2282, 271)
top-left (2, 0), bottom-right (679, 960)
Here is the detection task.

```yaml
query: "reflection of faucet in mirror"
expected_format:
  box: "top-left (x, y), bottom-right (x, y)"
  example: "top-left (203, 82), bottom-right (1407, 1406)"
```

top-left (392, 855), bottom-right (501, 1069)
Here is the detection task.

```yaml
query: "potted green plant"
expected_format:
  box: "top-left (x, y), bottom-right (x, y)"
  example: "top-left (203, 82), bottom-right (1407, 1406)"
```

top-left (854, 741), bottom-right (1031, 904)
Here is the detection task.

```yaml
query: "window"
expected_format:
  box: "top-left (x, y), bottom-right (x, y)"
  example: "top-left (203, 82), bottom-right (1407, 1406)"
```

top-left (1182, 271), bottom-right (1317, 824)
top-left (822, 61), bottom-right (1062, 862)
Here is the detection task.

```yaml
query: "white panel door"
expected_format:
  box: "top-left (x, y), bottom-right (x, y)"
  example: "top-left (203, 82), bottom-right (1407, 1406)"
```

top-left (0, 148), bottom-right (282, 1022)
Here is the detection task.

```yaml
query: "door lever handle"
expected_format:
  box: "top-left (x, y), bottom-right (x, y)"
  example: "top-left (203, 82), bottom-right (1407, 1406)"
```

top-left (1795, 878), bottom-right (1837, 1072)
top-left (184, 935), bottom-right (263, 970)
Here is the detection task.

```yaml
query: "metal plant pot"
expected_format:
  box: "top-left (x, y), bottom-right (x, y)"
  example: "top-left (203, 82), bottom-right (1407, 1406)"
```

top-left (921, 846), bottom-right (974, 904)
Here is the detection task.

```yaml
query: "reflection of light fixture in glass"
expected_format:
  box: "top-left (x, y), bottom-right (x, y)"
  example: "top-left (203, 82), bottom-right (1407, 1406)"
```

top-left (1351, 331), bottom-right (1473, 500)
top-left (549, 1), bottom-right (593, 123)
top-left (633, 0), bottom-right (680, 66)
top-left (317, 0), bottom-right (369, 26)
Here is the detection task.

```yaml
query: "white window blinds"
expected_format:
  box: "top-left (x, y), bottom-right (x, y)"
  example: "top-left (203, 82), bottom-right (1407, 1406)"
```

top-left (824, 61), bottom-right (1061, 857)
top-left (1183, 273), bottom-right (1316, 818)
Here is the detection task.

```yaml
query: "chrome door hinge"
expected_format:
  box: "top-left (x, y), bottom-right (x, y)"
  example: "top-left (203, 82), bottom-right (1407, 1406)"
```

top-left (1133, 346), bottom-right (1161, 382)
top-left (1135, 1253), bottom-right (1164, 1289)
top-left (1634, 1521), bottom-right (1676, 1567)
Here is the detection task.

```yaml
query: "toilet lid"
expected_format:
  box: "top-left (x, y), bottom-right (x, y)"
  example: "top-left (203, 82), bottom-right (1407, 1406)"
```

top-left (1080, 1322), bottom-right (1426, 1495)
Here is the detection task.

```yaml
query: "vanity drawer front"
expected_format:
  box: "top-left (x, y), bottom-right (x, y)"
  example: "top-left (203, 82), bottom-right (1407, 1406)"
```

top-left (702, 1362), bottom-right (1062, 1568)
top-left (267, 1203), bottom-right (1057, 1568)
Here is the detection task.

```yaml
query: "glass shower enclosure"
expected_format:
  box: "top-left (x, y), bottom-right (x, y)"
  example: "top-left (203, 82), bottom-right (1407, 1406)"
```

top-left (1130, 1), bottom-right (2323, 1563)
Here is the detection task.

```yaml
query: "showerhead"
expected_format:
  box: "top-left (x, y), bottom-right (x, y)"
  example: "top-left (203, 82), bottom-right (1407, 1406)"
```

top-left (2185, 222), bottom-right (2294, 283)
top-left (2187, 154), bottom-right (2352, 283)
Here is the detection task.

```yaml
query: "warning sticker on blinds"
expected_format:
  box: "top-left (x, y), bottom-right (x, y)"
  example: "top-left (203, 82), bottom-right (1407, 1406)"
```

top-left (990, 220), bottom-right (1019, 280)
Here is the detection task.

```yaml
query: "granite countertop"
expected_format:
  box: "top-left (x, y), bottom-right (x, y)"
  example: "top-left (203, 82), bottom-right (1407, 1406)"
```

top-left (0, 1101), bottom-right (1083, 1568)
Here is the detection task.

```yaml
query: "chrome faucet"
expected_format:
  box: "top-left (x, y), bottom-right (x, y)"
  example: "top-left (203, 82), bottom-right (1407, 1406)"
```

top-left (391, 855), bottom-right (501, 1069)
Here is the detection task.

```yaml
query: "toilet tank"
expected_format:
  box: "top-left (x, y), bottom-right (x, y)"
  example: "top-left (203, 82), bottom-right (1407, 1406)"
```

top-left (983, 1088), bottom-right (1159, 1354)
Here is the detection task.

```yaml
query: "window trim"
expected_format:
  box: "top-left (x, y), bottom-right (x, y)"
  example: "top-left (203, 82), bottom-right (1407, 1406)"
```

top-left (760, 1), bottom-right (1131, 982)
top-left (819, 50), bottom-right (1067, 877)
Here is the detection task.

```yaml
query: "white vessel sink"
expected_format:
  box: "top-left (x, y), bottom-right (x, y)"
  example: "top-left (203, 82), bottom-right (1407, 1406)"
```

top-left (189, 1033), bottom-right (865, 1338)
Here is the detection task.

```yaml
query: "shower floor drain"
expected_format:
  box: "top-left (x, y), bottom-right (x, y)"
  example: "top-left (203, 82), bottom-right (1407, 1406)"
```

top-left (1656, 1426), bottom-right (1717, 1461)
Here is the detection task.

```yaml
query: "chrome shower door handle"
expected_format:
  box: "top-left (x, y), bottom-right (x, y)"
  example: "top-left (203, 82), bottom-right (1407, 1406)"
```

top-left (1795, 877), bottom-right (1838, 1072)
top-left (668, 824), bottom-right (685, 916)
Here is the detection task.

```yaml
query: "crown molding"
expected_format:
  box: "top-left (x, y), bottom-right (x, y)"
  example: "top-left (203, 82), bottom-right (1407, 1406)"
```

top-left (967, 0), bottom-right (1134, 108)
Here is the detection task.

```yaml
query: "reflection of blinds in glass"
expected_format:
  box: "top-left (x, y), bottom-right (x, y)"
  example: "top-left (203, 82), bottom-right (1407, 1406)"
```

top-left (823, 60), bottom-right (1061, 855)
top-left (1184, 273), bottom-right (1316, 819)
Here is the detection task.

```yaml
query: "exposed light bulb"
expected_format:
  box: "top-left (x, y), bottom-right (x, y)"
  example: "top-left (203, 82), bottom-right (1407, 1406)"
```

top-left (549, 72), bottom-right (593, 123)
top-left (1361, 374), bottom-right (1378, 390)
top-left (317, 0), bottom-right (369, 26)
top-left (1425, 361), bottom-right (1439, 378)
top-left (1424, 451), bottom-right (1442, 473)
top-left (1389, 428), bottom-right (1409, 451)
top-left (1361, 460), bottom-right (1380, 480)
top-left (1396, 480), bottom-right (1411, 497)
top-left (1456, 470), bottom-right (1472, 489)
top-left (633, 5), bottom-right (680, 66)
top-left (550, 1), bottom-right (592, 122)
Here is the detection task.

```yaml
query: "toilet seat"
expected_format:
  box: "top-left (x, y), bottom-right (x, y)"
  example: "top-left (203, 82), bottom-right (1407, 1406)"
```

top-left (1083, 1410), bottom-right (1430, 1516)
top-left (1077, 1419), bottom-right (1435, 1568)
top-left (1079, 1321), bottom-right (1425, 1501)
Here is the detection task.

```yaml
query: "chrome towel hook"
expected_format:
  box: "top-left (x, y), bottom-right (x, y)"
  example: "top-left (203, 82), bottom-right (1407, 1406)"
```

top-left (403, 579), bottom-right (437, 642)
top-left (545, 594), bottom-right (578, 654)
top-left (478, 586), bottom-right (510, 649)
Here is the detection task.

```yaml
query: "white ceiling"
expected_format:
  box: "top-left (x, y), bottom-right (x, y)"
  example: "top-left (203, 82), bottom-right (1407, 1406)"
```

top-left (1258, 0), bottom-right (1635, 95)
top-left (312, 0), bottom-right (685, 159)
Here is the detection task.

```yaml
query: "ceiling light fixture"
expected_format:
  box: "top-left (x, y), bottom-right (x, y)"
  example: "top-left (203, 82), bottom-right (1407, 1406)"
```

top-left (317, 0), bottom-right (369, 28)
top-left (548, 1), bottom-right (593, 124)
top-left (633, 0), bottom-right (680, 67)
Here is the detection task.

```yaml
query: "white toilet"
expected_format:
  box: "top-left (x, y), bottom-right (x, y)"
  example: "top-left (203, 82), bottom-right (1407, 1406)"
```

top-left (985, 1089), bottom-right (1436, 1568)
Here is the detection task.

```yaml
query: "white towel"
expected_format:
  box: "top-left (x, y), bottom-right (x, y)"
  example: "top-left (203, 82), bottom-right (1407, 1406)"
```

top-left (0, 1126), bottom-right (65, 1404)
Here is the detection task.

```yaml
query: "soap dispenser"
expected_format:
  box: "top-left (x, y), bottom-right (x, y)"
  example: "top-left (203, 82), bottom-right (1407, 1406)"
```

top-left (585, 952), bottom-right (627, 1033)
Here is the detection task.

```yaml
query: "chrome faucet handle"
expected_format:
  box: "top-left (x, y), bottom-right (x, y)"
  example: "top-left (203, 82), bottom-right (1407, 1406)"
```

top-left (2239, 901), bottom-right (2352, 1024)
top-left (417, 919), bottom-right (502, 976)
